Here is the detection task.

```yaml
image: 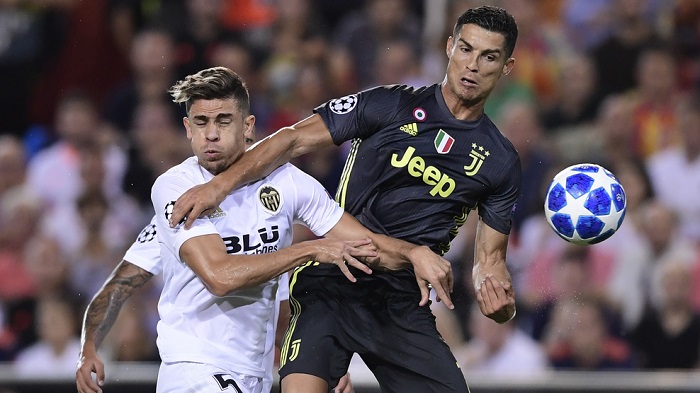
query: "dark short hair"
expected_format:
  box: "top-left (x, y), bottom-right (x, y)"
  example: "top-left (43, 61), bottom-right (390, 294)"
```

top-left (169, 66), bottom-right (250, 116)
top-left (453, 5), bottom-right (519, 58)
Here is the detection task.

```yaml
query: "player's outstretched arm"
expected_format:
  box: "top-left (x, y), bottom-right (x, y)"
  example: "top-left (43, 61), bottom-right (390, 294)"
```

top-left (323, 213), bottom-right (454, 309)
top-left (170, 114), bottom-right (334, 228)
top-left (179, 234), bottom-right (376, 296)
top-left (77, 260), bottom-right (154, 393)
top-left (472, 218), bottom-right (516, 323)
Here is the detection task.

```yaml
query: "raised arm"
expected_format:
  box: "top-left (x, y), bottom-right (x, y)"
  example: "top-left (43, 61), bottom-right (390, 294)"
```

top-left (472, 217), bottom-right (516, 323)
top-left (170, 114), bottom-right (334, 228)
top-left (178, 233), bottom-right (376, 297)
top-left (77, 260), bottom-right (154, 393)
top-left (324, 213), bottom-right (454, 309)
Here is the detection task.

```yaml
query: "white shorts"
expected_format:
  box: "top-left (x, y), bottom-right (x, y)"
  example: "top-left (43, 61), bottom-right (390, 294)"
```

top-left (156, 361), bottom-right (265, 393)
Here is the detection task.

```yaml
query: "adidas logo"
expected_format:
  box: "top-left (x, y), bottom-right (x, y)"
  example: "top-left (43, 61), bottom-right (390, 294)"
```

top-left (208, 206), bottom-right (226, 219)
top-left (400, 123), bottom-right (418, 136)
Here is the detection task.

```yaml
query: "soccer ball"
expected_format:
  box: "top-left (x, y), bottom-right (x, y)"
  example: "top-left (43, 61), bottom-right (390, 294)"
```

top-left (544, 163), bottom-right (626, 245)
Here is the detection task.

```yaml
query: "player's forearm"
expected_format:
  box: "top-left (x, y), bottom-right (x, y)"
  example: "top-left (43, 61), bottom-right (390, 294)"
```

top-left (211, 130), bottom-right (294, 194)
top-left (366, 232), bottom-right (420, 269)
top-left (80, 261), bottom-right (153, 352)
top-left (192, 241), bottom-right (319, 296)
top-left (212, 115), bottom-right (332, 194)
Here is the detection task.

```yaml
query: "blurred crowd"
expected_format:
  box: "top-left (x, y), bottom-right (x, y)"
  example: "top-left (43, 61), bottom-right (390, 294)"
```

top-left (1, 0), bottom-right (700, 379)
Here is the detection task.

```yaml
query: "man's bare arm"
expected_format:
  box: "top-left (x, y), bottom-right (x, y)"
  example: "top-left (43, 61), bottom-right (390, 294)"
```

top-left (179, 234), bottom-right (376, 296)
top-left (324, 213), bottom-right (454, 309)
top-left (170, 114), bottom-right (334, 228)
top-left (77, 260), bottom-right (153, 393)
top-left (472, 218), bottom-right (516, 323)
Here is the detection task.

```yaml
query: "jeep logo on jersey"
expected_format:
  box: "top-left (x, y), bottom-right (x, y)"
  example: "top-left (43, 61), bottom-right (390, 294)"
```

top-left (258, 185), bottom-right (281, 214)
top-left (434, 130), bottom-right (454, 154)
top-left (329, 94), bottom-right (358, 114)
top-left (464, 143), bottom-right (489, 176)
top-left (390, 146), bottom-right (456, 197)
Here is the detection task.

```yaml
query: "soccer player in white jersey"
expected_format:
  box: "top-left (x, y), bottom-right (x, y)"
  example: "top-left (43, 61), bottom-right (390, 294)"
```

top-left (76, 217), bottom-right (291, 393)
top-left (76, 131), bottom-right (355, 393)
top-left (150, 66), bottom-right (445, 393)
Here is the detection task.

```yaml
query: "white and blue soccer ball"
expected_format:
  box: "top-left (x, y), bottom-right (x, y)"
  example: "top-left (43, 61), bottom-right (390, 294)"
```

top-left (544, 163), bottom-right (626, 245)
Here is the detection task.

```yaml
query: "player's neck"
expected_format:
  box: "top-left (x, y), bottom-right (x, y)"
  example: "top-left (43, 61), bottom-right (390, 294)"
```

top-left (440, 82), bottom-right (485, 122)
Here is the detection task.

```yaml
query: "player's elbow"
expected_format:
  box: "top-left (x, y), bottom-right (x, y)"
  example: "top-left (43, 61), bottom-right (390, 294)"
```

top-left (200, 271), bottom-right (245, 297)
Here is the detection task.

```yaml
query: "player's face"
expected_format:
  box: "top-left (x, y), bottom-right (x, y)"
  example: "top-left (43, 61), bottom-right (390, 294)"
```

top-left (444, 24), bottom-right (514, 108)
top-left (184, 98), bottom-right (255, 175)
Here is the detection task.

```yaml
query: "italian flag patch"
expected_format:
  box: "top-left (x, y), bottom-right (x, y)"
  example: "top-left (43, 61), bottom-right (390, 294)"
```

top-left (434, 129), bottom-right (454, 154)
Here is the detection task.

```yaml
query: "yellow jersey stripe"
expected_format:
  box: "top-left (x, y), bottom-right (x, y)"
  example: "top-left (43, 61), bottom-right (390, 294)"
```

top-left (279, 260), bottom-right (315, 367)
top-left (335, 138), bottom-right (362, 208)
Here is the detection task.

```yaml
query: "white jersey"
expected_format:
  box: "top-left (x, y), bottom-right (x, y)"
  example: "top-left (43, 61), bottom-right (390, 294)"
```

top-left (151, 157), bottom-right (343, 380)
top-left (122, 216), bottom-right (290, 392)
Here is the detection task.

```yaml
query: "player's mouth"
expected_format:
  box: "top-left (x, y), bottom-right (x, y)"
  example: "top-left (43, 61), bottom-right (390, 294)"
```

top-left (461, 77), bottom-right (478, 87)
top-left (203, 149), bottom-right (221, 160)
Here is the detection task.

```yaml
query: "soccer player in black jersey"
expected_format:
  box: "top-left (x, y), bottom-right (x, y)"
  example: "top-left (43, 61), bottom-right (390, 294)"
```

top-left (170, 5), bottom-right (519, 393)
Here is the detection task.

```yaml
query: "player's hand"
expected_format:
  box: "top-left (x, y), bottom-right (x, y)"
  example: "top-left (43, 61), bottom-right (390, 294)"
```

top-left (76, 349), bottom-right (105, 393)
top-left (408, 246), bottom-right (454, 309)
top-left (333, 372), bottom-right (355, 393)
top-left (474, 274), bottom-right (515, 324)
top-left (313, 238), bottom-right (376, 282)
top-left (169, 180), bottom-right (227, 229)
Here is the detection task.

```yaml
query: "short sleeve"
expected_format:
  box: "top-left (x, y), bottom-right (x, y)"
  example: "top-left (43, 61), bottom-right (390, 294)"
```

top-left (283, 165), bottom-right (344, 237)
top-left (151, 172), bottom-right (218, 259)
top-left (478, 156), bottom-right (522, 235)
top-left (314, 85), bottom-right (402, 144)
top-left (123, 216), bottom-right (162, 275)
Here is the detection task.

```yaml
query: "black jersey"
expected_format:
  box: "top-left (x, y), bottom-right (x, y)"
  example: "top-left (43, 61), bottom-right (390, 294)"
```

top-left (316, 84), bottom-right (521, 256)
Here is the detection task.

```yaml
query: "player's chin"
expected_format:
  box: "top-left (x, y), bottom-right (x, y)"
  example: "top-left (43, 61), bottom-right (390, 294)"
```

top-left (201, 160), bottom-right (228, 175)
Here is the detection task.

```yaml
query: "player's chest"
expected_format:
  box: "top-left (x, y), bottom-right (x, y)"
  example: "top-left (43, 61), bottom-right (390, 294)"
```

top-left (209, 183), bottom-right (295, 255)
top-left (366, 123), bottom-right (499, 195)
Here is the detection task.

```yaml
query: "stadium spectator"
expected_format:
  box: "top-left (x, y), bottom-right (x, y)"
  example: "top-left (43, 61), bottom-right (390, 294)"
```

top-left (629, 259), bottom-right (700, 369)
top-left (41, 147), bottom-right (142, 257)
top-left (26, 91), bottom-right (128, 213)
top-left (102, 28), bottom-right (181, 136)
top-left (625, 45), bottom-right (686, 159)
top-left (588, 0), bottom-right (663, 104)
top-left (332, 0), bottom-right (423, 88)
top-left (121, 99), bottom-right (191, 212)
top-left (454, 304), bottom-right (550, 376)
top-left (0, 136), bottom-right (40, 303)
top-left (545, 296), bottom-right (636, 370)
top-left (646, 95), bottom-right (700, 244)
top-left (12, 297), bottom-right (81, 378)
top-left (603, 158), bottom-right (657, 329)
top-left (521, 243), bottom-right (620, 341)
top-left (540, 53), bottom-right (601, 133)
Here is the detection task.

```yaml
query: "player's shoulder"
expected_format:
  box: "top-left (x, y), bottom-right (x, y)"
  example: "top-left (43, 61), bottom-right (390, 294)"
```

top-left (264, 162), bottom-right (313, 185)
top-left (483, 115), bottom-right (518, 153)
top-left (154, 156), bottom-right (200, 182)
top-left (363, 83), bottom-right (437, 101)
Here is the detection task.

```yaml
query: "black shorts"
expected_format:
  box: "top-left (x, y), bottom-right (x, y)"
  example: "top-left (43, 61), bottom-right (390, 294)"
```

top-left (278, 263), bottom-right (470, 393)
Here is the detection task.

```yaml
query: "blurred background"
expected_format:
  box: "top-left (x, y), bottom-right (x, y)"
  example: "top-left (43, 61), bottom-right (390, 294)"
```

top-left (1, 0), bottom-right (700, 391)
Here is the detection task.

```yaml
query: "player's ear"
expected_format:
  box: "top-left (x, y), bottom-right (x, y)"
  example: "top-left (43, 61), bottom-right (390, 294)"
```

top-left (446, 36), bottom-right (454, 57)
top-left (502, 57), bottom-right (515, 76)
top-left (183, 117), bottom-right (193, 139)
top-left (244, 114), bottom-right (256, 135)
